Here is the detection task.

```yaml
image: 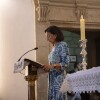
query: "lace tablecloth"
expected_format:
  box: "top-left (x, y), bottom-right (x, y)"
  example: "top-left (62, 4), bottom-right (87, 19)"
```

top-left (60, 67), bottom-right (100, 93)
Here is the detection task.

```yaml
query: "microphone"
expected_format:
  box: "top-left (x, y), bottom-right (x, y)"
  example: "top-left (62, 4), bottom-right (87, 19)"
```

top-left (17, 47), bottom-right (38, 61)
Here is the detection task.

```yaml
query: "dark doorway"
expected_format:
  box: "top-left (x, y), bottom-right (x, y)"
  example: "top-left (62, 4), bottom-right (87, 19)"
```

top-left (95, 38), bottom-right (100, 66)
top-left (86, 31), bottom-right (100, 68)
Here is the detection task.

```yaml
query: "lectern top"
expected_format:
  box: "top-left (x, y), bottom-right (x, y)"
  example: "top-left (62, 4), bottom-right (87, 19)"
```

top-left (14, 58), bottom-right (42, 73)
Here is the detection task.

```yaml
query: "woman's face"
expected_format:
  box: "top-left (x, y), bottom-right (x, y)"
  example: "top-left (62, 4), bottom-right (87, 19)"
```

top-left (45, 32), bottom-right (57, 44)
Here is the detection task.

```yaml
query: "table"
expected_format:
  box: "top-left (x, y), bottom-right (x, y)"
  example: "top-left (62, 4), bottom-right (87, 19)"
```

top-left (60, 67), bottom-right (100, 93)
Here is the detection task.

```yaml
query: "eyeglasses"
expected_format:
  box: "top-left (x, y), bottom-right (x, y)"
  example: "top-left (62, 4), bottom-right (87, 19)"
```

top-left (46, 34), bottom-right (54, 39)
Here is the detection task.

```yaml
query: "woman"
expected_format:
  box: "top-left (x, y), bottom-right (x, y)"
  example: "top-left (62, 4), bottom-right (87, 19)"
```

top-left (42, 26), bottom-right (70, 100)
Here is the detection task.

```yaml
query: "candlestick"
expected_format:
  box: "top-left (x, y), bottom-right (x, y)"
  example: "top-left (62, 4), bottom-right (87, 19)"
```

top-left (80, 39), bottom-right (87, 70)
top-left (80, 15), bottom-right (85, 40)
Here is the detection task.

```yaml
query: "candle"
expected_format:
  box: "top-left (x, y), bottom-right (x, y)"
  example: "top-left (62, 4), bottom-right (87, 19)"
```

top-left (80, 15), bottom-right (85, 40)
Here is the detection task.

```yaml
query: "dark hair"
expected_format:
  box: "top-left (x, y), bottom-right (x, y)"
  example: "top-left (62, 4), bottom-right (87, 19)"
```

top-left (45, 26), bottom-right (64, 42)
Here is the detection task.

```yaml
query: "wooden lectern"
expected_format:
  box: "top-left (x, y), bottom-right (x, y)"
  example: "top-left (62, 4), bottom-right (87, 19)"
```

top-left (14, 58), bottom-right (42, 100)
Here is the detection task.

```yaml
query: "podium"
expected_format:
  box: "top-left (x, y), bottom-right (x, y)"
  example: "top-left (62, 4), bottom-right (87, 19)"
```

top-left (14, 58), bottom-right (42, 100)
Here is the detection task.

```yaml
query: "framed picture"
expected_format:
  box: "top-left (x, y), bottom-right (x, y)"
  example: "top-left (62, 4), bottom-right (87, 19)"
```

top-left (70, 55), bottom-right (77, 62)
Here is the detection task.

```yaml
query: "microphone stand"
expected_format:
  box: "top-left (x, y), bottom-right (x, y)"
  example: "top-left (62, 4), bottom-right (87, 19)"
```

top-left (17, 47), bottom-right (38, 62)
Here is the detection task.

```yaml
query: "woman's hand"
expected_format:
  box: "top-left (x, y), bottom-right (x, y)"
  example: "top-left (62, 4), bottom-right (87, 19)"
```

top-left (42, 64), bottom-right (52, 71)
top-left (53, 64), bottom-right (61, 70)
top-left (42, 64), bottom-right (61, 71)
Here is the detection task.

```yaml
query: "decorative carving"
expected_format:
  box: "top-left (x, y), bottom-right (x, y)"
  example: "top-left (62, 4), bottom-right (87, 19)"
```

top-left (74, 0), bottom-right (88, 20)
top-left (75, 7), bottom-right (87, 20)
top-left (25, 75), bottom-right (37, 86)
top-left (36, 5), bottom-right (50, 21)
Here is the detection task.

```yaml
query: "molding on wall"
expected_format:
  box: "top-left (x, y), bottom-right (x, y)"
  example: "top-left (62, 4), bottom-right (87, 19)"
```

top-left (34, 0), bottom-right (100, 8)
top-left (33, 0), bottom-right (100, 29)
top-left (33, 0), bottom-right (100, 20)
top-left (48, 20), bottom-right (100, 30)
top-left (36, 5), bottom-right (50, 21)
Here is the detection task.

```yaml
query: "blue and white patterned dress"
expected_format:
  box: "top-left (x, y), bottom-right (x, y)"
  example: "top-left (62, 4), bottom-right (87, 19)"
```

top-left (48, 41), bottom-right (70, 100)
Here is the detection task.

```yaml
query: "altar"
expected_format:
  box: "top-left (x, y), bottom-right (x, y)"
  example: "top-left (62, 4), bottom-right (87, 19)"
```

top-left (60, 66), bottom-right (100, 94)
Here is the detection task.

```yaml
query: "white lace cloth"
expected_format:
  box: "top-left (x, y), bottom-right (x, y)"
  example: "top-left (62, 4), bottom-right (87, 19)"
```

top-left (60, 67), bottom-right (100, 93)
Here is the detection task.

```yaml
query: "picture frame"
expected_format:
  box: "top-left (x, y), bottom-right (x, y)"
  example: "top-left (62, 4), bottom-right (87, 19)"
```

top-left (70, 55), bottom-right (77, 62)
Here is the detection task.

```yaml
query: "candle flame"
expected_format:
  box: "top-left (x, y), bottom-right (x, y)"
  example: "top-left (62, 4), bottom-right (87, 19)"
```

top-left (81, 15), bottom-right (83, 19)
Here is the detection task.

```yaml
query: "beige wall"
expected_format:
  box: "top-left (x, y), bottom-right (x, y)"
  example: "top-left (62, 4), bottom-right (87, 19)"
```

top-left (0, 0), bottom-right (36, 100)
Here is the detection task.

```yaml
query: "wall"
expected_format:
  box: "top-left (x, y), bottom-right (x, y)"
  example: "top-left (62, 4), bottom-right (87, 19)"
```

top-left (0, 0), bottom-right (36, 100)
